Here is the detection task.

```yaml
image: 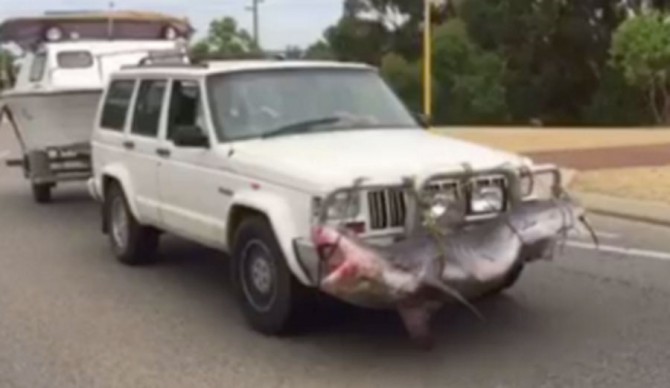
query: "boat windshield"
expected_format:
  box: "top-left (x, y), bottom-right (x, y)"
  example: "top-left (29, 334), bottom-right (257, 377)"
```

top-left (206, 68), bottom-right (420, 142)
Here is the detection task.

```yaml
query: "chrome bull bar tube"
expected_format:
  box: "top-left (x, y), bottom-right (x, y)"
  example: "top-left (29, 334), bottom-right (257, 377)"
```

top-left (315, 163), bottom-right (563, 228)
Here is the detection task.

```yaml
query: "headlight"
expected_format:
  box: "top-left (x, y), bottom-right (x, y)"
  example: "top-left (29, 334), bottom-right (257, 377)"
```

top-left (470, 185), bottom-right (504, 213)
top-left (313, 192), bottom-right (361, 221)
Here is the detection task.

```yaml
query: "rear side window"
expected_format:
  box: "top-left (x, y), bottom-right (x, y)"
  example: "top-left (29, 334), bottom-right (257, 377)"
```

top-left (100, 80), bottom-right (136, 131)
top-left (167, 80), bottom-right (203, 140)
top-left (131, 79), bottom-right (167, 138)
top-left (57, 51), bottom-right (93, 68)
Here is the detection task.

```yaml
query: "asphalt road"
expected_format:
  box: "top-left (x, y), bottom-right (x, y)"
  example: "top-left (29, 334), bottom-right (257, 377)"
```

top-left (2, 141), bottom-right (670, 387)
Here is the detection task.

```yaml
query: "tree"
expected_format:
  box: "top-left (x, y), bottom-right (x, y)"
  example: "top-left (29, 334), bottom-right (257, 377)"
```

top-left (0, 49), bottom-right (15, 90)
top-left (431, 20), bottom-right (508, 124)
top-left (612, 11), bottom-right (670, 124)
top-left (304, 40), bottom-right (335, 60)
top-left (190, 17), bottom-right (258, 60)
top-left (323, 16), bottom-right (388, 65)
top-left (313, 0), bottom-right (450, 66)
top-left (461, 0), bottom-right (627, 125)
top-left (284, 45), bottom-right (303, 59)
top-left (380, 52), bottom-right (422, 112)
top-left (583, 66), bottom-right (653, 126)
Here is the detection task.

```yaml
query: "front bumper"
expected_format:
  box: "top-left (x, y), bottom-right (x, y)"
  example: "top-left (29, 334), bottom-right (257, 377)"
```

top-left (293, 238), bottom-right (322, 287)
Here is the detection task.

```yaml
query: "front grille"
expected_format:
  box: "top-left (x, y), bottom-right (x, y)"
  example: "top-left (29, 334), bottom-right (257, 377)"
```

top-left (368, 188), bottom-right (406, 230)
top-left (365, 175), bottom-right (510, 231)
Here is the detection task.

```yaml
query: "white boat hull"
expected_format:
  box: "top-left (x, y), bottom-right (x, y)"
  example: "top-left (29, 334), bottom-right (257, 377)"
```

top-left (2, 89), bottom-right (102, 151)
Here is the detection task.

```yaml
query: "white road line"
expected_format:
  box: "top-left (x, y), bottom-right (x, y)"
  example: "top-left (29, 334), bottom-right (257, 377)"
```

top-left (569, 229), bottom-right (620, 241)
top-left (567, 241), bottom-right (670, 262)
top-left (593, 231), bottom-right (621, 240)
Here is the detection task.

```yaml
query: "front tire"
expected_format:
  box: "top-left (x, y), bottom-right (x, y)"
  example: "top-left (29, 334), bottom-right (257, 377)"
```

top-left (232, 216), bottom-right (313, 335)
top-left (105, 183), bottom-right (159, 265)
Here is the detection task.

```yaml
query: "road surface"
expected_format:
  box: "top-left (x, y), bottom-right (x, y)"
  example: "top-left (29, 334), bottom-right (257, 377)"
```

top-left (2, 138), bottom-right (670, 387)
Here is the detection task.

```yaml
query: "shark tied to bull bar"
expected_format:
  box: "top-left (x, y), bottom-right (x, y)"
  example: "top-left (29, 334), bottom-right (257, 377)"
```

top-left (310, 163), bottom-right (598, 349)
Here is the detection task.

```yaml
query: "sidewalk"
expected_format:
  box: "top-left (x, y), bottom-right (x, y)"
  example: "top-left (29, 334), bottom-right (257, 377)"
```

top-left (527, 143), bottom-right (670, 170)
top-left (576, 192), bottom-right (670, 227)
top-left (525, 143), bottom-right (670, 225)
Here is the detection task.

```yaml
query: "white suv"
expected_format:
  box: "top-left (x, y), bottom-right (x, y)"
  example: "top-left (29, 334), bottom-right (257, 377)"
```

top-left (89, 60), bottom-right (545, 335)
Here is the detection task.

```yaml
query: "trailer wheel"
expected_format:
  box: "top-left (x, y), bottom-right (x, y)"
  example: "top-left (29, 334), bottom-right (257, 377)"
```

top-left (231, 216), bottom-right (314, 335)
top-left (31, 183), bottom-right (52, 204)
top-left (105, 183), bottom-right (159, 265)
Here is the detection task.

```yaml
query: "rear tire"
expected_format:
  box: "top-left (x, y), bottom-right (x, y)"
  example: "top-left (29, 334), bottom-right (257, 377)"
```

top-left (231, 216), bottom-right (314, 335)
top-left (105, 182), bottom-right (159, 265)
top-left (32, 183), bottom-right (52, 204)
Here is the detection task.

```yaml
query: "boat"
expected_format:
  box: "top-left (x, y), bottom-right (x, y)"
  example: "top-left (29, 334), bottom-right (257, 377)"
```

top-left (0, 11), bottom-right (193, 203)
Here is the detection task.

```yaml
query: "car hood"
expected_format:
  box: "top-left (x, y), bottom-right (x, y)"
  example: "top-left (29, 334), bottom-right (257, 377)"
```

top-left (226, 129), bottom-right (529, 193)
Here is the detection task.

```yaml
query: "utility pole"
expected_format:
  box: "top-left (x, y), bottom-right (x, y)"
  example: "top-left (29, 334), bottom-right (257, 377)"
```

top-left (247, 0), bottom-right (263, 48)
top-left (107, 1), bottom-right (115, 39)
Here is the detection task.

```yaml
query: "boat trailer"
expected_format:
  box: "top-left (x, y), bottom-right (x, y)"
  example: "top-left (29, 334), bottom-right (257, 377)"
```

top-left (1, 104), bottom-right (92, 203)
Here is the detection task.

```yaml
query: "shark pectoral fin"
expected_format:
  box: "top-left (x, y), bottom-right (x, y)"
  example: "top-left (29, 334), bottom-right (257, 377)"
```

top-left (426, 278), bottom-right (485, 322)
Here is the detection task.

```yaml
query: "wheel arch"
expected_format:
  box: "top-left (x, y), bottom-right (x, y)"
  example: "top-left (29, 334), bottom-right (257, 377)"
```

top-left (100, 165), bottom-right (140, 234)
top-left (227, 192), bottom-right (311, 286)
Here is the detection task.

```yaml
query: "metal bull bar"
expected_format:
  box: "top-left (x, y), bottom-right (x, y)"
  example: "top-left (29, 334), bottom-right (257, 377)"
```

top-left (315, 163), bottom-right (563, 231)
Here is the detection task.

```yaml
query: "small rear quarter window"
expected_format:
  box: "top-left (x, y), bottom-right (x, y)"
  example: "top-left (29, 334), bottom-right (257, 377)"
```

top-left (100, 80), bottom-right (136, 131)
top-left (57, 51), bottom-right (93, 69)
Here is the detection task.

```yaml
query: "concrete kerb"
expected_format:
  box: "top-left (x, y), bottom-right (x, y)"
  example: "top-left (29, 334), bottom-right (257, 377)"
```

top-left (558, 167), bottom-right (670, 227)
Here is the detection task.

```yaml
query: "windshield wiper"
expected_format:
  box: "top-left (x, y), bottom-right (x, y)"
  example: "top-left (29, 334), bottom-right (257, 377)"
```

top-left (261, 117), bottom-right (343, 139)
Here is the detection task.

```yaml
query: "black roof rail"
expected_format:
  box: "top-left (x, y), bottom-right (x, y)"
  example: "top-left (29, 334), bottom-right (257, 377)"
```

top-left (120, 62), bottom-right (209, 70)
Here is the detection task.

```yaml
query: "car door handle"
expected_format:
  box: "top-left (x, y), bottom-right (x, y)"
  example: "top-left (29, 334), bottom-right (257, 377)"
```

top-left (156, 148), bottom-right (171, 158)
top-left (122, 140), bottom-right (135, 150)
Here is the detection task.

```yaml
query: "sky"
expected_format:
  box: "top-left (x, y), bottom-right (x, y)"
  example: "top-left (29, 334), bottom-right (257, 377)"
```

top-left (0, 0), bottom-right (344, 50)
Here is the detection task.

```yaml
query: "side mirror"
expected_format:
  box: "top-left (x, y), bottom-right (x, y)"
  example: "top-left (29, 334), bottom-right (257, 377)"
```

top-left (172, 125), bottom-right (209, 148)
top-left (414, 112), bottom-right (432, 128)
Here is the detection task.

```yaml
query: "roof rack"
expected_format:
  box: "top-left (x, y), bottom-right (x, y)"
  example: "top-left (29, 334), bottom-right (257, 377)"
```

top-left (120, 50), bottom-right (294, 71)
top-left (191, 51), bottom-right (285, 62)
top-left (120, 49), bottom-right (208, 70)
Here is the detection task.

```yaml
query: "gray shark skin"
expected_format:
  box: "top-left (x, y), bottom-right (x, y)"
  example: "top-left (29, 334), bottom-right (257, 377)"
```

top-left (312, 197), bottom-right (588, 348)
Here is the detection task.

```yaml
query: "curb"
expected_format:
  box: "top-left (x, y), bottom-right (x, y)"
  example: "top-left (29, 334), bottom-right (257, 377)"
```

top-left (575, 192), bottom-right (670, 227)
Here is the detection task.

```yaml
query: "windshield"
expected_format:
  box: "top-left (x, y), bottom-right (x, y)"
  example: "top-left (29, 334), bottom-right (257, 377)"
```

top-left (206, 68), bottom-right (420, 141)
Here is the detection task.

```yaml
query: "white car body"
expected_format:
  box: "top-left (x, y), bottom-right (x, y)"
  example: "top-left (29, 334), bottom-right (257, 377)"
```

top-left (89, 60), bottom-right (534, 287)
